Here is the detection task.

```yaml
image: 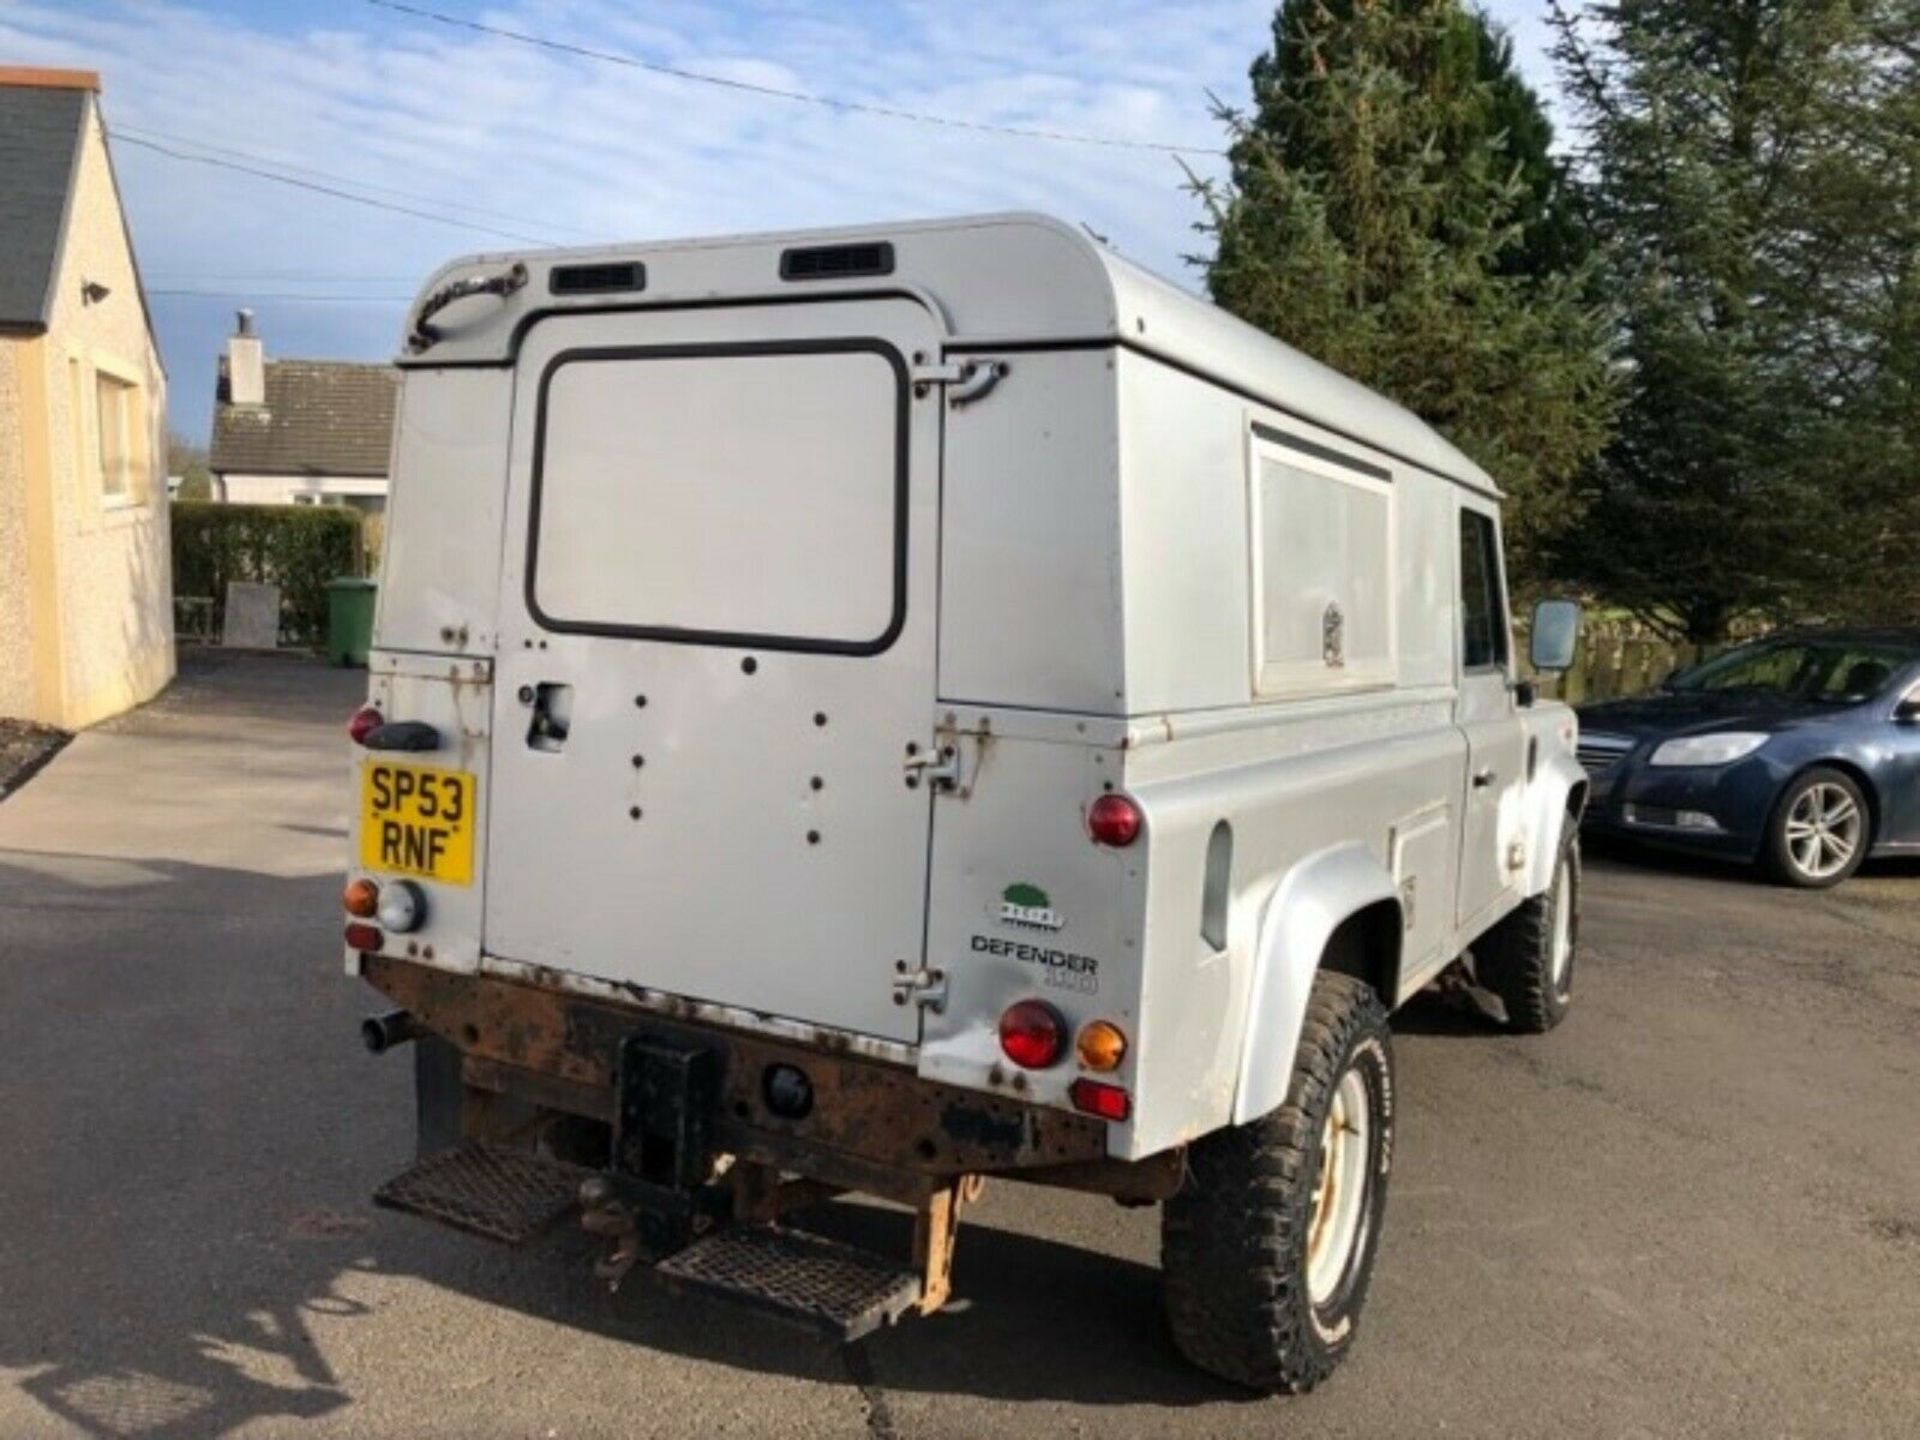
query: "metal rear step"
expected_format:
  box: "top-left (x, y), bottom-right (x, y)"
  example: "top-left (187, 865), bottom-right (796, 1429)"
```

top-left (654, 1224), bottom-right (923, 1344)
top-left (374, 1140), bottom-right (593, 1245)
top-left (375, 1143), bottom-right (934, 1343)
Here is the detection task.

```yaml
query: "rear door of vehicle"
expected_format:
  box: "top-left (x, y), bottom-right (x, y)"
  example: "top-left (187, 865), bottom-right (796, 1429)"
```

top-left (484, 296), bottom-right (942, 1043)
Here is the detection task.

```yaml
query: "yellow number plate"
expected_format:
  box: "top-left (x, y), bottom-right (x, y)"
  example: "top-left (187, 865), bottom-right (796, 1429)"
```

top-left (360, 762), bottom-right (477, 885)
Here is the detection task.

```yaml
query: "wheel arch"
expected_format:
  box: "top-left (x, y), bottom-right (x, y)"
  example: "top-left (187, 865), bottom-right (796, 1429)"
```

top-left (1522, 749), bottom-right (1588, 896)
top-left (1230, 844), bottom-right (1402, 1127)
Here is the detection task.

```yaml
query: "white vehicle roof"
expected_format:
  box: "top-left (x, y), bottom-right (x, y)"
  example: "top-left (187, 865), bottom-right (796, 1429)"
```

top-left (402, 211), bottom-right (1497, 496)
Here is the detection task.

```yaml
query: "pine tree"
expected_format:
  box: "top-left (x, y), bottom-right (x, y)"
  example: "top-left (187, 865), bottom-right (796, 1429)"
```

top-left (1549, 0), bottom-right (1920, 639)
top-left (1193, 0), bottom-right (1616, 584)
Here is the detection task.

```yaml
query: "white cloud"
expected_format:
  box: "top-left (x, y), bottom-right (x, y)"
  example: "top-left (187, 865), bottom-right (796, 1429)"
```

top-left (1, 0), bottom-right (1564, 439)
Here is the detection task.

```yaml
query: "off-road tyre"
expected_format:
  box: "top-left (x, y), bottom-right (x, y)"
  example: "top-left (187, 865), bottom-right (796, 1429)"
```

top-left (1161, 971), bottom-right (1394, 1393)
top-left (1475, 826), bottom-right (1579, 1034)
top-left (1763, 766), bottom-right (1869, 890)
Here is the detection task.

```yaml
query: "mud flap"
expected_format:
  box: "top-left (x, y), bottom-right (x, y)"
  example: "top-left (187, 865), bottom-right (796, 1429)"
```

top-left (414, 1033), bottom-right (465, 1158)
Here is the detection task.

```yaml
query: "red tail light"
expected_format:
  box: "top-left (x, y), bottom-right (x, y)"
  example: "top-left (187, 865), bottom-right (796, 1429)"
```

top-left (344, 922), bottom-right (383, 953)
top-left (1088, 793), bottom-right (1144, 847)
top-left (1070, 1078), bottom-right (1131, 1121)
top-left (998, 1000), bottom-right (1066, 1069)
top-left (348, 705), bottom-right (384, 745)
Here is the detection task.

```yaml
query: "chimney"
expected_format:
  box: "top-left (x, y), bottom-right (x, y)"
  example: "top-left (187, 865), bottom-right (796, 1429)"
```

top-left (228, 309), bottom-right (264, 406)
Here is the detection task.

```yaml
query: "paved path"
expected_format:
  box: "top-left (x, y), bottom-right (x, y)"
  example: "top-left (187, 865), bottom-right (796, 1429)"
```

top-left (2, 652), bottom-right (1915, 1438)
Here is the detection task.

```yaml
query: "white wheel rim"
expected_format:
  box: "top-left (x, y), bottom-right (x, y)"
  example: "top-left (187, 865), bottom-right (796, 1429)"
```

top-left (1785, 783), bottom-right (1861, 880)
top-left (1306, 1067), bottom-right (1372, 1306)
top-left (1549, 858), bottom-right (1574, 992)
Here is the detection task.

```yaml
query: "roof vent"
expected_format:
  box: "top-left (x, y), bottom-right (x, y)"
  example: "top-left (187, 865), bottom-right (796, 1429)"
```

top-left (549, 261), bottom-right (646, 296)
top-left (779, 242), bottom-right (895, 282)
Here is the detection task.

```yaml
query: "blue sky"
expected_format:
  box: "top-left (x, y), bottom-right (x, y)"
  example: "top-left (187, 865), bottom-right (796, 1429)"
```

top-left (1, 1), bottom-right (1570, 446)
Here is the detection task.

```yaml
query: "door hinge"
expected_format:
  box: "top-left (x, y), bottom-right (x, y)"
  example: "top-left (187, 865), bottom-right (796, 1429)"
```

top-left (891, 960), bottom-right (948, 1013)
top-left (910, 357), bottom-right (1006, 407)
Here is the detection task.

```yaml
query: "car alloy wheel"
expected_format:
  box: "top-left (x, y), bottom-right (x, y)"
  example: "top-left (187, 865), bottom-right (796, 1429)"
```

top-left (1784, 781), bottom-right (1863, 882)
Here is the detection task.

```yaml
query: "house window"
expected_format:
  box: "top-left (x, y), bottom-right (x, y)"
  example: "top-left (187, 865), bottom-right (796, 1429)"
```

top-left (95, 372), bottom-right (138, 503)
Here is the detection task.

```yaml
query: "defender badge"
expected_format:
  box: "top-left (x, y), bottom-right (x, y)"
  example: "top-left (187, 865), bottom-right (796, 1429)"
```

top-left (997, 881), bottom-right (1065, 932)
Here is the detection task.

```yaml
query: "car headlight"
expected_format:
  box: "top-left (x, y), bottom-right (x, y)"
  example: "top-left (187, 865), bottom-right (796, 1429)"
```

top-left (1649, 732), bottom-right (1769, 767)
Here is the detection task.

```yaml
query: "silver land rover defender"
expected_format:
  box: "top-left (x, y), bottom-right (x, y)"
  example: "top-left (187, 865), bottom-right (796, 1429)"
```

top-left (345, 213), bottom-right (1586, 1392)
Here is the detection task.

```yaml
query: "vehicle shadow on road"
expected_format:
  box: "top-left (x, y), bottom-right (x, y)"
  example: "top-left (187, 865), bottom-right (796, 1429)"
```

top-left (0, 849), bottom-right (1245, 1435)
top-left (1385, 987), bottom-right (1495, 1037)
top-left (1583, 832), bottom-right (1920, 889)
top-left (800, 1202), bottom-right (1250, 1408)
top-left (387, 1205), bottom-right (1252, 1411)
top-left (1580, 832), bottom-right (1767, 886)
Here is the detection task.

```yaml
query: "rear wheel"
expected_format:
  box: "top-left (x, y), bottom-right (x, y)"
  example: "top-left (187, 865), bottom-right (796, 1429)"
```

top-left (1765, 767), bottom-right (1868, 889)
top-left (1475, 826), bottom-right (1579, 1034)
top-left (1162, 972), bottom-right (1394, 1392)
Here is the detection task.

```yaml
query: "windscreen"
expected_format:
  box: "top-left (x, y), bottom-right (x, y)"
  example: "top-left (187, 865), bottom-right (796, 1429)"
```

top-left (529, 344), bottom-right (904, 652)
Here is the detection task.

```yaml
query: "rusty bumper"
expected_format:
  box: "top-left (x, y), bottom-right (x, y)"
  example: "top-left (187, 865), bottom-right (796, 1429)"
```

top-left (362, 957), bottom-right (1176, 1204)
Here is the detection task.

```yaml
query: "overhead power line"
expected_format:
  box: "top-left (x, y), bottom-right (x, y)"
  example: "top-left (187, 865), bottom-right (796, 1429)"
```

top-left (365, 0), bottom-right (1226, 157)
top-left (110, 132), bottom-right (558, 245)
top-left (112, 123), bottom-right (596, 239)
top-left (148, 288), bottom-right (413, 303)
top-left (146, 272), bottom-right (426, 284)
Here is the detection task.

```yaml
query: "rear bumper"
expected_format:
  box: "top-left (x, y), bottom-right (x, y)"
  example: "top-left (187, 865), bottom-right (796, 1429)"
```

top-left (360, 956), bottom-right (1162, 1202)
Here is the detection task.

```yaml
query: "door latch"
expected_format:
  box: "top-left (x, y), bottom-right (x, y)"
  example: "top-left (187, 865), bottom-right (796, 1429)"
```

top-left (904, 725), bottom-right (984, 797)
top-left (891, 960), bottom-right (947, 1013)
top-left (903, 744), bottom-right (963, 790)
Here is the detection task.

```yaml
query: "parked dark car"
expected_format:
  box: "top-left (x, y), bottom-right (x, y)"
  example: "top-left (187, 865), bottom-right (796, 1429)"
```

top-left (1577, 629), bottom-right (1920, 887)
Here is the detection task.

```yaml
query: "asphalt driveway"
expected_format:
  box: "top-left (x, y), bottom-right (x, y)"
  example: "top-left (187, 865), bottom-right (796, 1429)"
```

top-left (1, 652), bottom-right (1915, 1439)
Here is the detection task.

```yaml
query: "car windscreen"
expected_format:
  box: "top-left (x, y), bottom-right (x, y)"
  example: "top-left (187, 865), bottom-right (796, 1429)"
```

top-left (1672, 640), bottom-right (1919, 703)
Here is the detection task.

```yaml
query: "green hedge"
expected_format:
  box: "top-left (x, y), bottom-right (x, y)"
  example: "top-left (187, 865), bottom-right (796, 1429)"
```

top-left (171, 502), bottom-right (362, 647)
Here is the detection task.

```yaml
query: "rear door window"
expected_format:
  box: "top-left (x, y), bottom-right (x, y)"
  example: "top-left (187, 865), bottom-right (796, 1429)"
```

top-left (529, 342), bottom-right (906, 654)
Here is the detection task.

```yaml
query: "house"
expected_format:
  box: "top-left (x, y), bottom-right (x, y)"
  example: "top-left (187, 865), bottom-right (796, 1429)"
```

top-left (209, 313), bottom-right (397, 512)
top-left (0, 67), bottom-right (173, 730)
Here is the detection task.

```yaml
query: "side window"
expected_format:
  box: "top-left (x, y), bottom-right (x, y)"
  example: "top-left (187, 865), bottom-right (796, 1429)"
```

top-left (1458, 509), bottom-right (1507, 671)
top-left (1247, 427), bottom-right (1396, 697)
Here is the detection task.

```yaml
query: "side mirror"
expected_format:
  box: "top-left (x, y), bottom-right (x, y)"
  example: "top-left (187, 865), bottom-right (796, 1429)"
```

top-left (1529, 599), bottom-right (1581, 674)
top-left (1896, 693), bottom-right (1920, 724)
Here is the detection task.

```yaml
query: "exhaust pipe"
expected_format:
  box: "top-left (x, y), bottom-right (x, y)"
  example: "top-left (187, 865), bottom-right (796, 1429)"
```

top-left (361, 1009), bottom-right (427, 1055)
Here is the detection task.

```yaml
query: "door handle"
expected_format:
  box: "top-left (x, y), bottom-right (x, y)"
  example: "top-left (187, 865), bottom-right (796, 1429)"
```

top-left (1472, 767), bottom-right (1498, 789)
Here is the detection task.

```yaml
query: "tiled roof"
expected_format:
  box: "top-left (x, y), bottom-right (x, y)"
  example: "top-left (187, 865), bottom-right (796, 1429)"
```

top-left (210, 360), bottom-right (399, 477)
top-left (0, 82), bottom-right (88, 331)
